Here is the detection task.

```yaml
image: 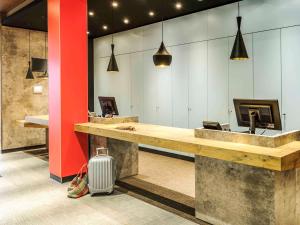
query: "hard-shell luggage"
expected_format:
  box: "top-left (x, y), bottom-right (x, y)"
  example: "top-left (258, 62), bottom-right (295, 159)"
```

top-left (88, 147), bottom-right (116, 195)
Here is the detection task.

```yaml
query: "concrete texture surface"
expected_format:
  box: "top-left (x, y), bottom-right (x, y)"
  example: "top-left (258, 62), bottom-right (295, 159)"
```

top-left (195, 155), bottom-right (299, 225)
top-left (1, 26), bottom-right (48, 150)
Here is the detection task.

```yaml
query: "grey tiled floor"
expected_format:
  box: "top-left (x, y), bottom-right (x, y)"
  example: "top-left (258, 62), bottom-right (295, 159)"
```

top-left (0, 152), bottom-right (198, 225)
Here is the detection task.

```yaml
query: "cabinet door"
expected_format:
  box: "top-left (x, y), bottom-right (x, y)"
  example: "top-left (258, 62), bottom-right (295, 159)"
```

top-left (172, 45), bottom-right (189, 128)
top-left (143, 50), bottom-right (158, 124)
top-left (130, 52), bottom-right (144, 121)
top-left (282, 26), bottom-right (300, 131)
top-left (207, 38), bottom-right (229, 124)
top-left (157, 64), bottom-right (173, 126)
top-left (188, 41), bottom-right (208, 129)
top-left (228, 34), bottom-right (254, 131)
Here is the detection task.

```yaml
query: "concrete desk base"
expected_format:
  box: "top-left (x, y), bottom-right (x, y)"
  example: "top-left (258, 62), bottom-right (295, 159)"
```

top-left (195, 156), bottom-right (299, 225)
top-left (89, 116), bottom-right (139, 180)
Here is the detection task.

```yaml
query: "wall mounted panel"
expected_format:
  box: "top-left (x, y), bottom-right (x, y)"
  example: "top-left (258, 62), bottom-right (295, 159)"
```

top-left (282, 26), bottom-right (300, 131)
top-left (130, 52), bottom-right (144, 121)
top-left (171, 45), bottom-right (189, 128)
top-left (165, 11), bottom-right (208, 46)
top-left (188, 41), bottom-right (208, 129)
top-left (207, 38), bottom-right (229, 124)
top-left (228, 34), bottom-right (253, 131)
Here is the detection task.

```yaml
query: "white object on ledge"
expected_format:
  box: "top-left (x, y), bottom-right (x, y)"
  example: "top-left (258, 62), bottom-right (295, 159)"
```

top-left (33, 85), bottom-right (43, 94)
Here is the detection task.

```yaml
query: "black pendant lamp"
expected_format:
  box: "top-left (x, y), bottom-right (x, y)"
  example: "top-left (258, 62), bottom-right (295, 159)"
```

top-left (153, 19), bottom-right (172, 67)
top-left (230, 1), bottom-right (248, 60)
top-left (107, 1), bottom-right (119, 72)
top-left (26, 31), bottom-right (34, 79)
top-left (107, 43), bottom-right (119, 72)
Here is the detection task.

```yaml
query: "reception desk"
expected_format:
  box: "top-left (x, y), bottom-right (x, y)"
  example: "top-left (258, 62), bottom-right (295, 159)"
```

top-left (18, 115), bottom-right (300, 224)
top-left (75, 120), bottom-right (300, 225)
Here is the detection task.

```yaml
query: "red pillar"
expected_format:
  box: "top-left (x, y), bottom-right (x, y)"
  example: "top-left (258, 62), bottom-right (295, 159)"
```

top-left (48, 0), bottom-right (88, 182)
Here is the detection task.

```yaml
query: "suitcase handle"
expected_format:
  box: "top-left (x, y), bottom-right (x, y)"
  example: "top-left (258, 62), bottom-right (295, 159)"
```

top-left (96, 147), bottom-right (109, 156)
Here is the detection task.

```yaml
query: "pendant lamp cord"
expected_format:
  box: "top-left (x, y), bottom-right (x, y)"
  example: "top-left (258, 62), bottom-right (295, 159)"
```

top-left (28, 31), bottom-right (31, 62)
top-left (161, 17), bottom-right (164, 42)
top-left (238, 1), bottom-right (240, 17)
top-left (45, 32), bottom-right (47, 59)
top-left (111, 0), bottom-right (114, 44)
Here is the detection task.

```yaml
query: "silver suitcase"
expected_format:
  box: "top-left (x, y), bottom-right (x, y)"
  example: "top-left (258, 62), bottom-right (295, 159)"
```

top-left (88, 147), bottom-right (116, 195)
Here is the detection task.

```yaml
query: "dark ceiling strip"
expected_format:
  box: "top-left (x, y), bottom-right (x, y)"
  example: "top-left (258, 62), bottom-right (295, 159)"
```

top-left (2, 0), bottom-right (241, 39)
top-left (2, 0), bottom-right (44, 23)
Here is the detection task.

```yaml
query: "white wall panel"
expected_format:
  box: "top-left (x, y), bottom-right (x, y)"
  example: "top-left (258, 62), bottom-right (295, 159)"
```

top-left (172, 45), bottom-right (189, 128)
top-left (188, 41), bottom-right (208, 129)
top-left (114, 28), bottom-right (143, 55)
top-left (110, 55), bottom-right (131, 116)
top-left (143, 50), bottom-right (158, 124)
top-left (164, 12), bottom-right (208, 46)
top-left (142, 23), bottom-right (162, 50)
top-left (207, 3), bottom-right (236, 40)
top-left (228, 34), bottom-right (253, 131)
top-left (207, 38), bottom-right (229, 124)
top-left (282, 26), bottom-right (300, 131)
top-left (130, 52), bottom-right (144, 121)
top-left (94, 36), bottom-right (111, 58)
top-left (243, 0), bottom-right (300, 34)
top-left (94, 57), bottom-right (111, 115)
top-left (157, 65), bottom-right (173, 126)
top-left (94, 56), bottom-right (131, 116)
top-left (253, 30), bottom-right (281, 104)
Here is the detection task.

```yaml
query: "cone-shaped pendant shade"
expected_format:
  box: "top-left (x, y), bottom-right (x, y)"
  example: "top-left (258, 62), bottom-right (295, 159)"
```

top-left (26, 61), bottom-right (34, 79)
top-left (230, 16), bottom-right (248, 60)
top-left (153, 41), bottom-right (172, 67)
top-left (107, 44), bottom-right (119, 72)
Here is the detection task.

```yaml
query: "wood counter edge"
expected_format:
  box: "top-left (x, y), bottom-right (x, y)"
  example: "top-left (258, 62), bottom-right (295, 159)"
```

top-left (16, 120), bottom-right (48, 129)
top-left (73, 122), bottom-right (300, 171)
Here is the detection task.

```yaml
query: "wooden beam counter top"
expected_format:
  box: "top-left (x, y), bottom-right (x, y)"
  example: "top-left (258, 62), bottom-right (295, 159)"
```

top-left (16, 120), bottom-right (48, 129)
top-left (74, 122), bottom-right (300, 171)
top-left (25, 115), bottom-right (49, 127)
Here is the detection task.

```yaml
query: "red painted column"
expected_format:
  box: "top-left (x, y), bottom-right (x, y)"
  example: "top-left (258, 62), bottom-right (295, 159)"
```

top-left (48, 0), bottom-right (88, 181)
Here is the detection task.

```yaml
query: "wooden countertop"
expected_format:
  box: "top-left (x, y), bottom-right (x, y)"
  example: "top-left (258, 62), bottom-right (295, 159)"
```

top-left (74, 122), bottom-right (300, 171)
top-left (16, 120), bottom-right (48, 129)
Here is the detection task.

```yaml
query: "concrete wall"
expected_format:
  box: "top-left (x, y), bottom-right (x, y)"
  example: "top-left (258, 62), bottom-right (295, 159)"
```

top-left (1, 26), bottom-right (48, 151)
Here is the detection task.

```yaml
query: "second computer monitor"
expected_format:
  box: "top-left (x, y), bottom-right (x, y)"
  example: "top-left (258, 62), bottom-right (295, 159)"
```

top-left (98, 96), bottom-right (119, 117)
top-left (233, 99), bottom-right (282, 134)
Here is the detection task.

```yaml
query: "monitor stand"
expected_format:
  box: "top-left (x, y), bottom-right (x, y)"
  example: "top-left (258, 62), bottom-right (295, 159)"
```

top-left (249, 111), bottom-right (257, 134)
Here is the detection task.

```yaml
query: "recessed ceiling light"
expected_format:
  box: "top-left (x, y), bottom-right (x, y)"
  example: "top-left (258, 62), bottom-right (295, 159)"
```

top-left (175, 2), bottom-right (182, 9)
top-left (149, 11), bottom-right (155, 17)
top-left (123, 18), bottom-right (130, 24)
top-left (103, 25), bottom-right (108, 30)
top-left (112, 1), bottom-right (118, 8)
top-left (88, 11), bottom-right (94, 16)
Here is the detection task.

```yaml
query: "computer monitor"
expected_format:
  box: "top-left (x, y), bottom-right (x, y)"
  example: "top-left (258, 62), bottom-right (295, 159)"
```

top-left (98, 96), bottom-right (119, 117)
top-left (32, 58), bottom-right (47, 72)
top-left (233, 99), bottom-right (282, 134)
